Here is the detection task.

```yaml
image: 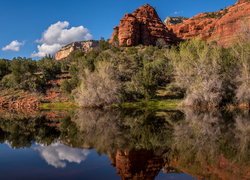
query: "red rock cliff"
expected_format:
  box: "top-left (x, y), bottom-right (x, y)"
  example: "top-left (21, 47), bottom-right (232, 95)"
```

top-left (166, 0), bottom-right (250, 46)
top-left (110, 4), bottom-right (179, 47)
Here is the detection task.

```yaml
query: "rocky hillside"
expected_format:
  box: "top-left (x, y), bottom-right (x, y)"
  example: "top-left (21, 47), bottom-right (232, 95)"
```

top-left (166, 0), bottom-right (250, 46)
top-left (109, 4), bottom-right (179, 47)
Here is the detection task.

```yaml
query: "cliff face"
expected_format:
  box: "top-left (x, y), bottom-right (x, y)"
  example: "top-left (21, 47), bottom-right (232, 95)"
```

top-left (166, 0), bottom-right (250, 46)
top-left (110, 4), bottom-right (179, 47)
top-left (55, 40), bottom-right (99, 60)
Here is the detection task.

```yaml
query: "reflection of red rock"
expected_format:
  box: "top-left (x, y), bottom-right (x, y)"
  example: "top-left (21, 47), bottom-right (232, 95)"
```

top-left (168, 154), bottom-right (250, 180)
top-left (110, 148), bottom-right (250, 180)
top-left (166, 1), bottom-right (250, 46)
top-left (110, 149), bottom-right (166, 180)
top-left (110, 4), bottom-right (179, 47)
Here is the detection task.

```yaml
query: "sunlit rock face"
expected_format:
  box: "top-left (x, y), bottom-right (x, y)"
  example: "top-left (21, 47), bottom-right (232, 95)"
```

top-left (166, 1), bottom-right (250, 46)
top-left (34, 143), bottom-right (89, 168)
top-left (55, 40), bottom-right (99, 60)
top-left (110, 4), bottom-right (179, 47)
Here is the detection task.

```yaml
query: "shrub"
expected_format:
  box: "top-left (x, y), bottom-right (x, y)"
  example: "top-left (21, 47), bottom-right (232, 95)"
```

top-left (0, 57), bottom-right (46, 92)
top-left (61, 80), bottom-right (73, 94)
top-left (37, 57), bottom-right (61, 81)
top-left (233, 42), bottom-right (250, 105)
top-left (170, 39), bottom-right (230, 108)
top-left (75, 61), bottom-right (122, 107)
top-left (0, 59), bottom-right (10, 80)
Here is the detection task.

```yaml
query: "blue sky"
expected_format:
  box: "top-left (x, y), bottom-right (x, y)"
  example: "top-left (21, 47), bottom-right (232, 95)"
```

top-left (0, 0), bottom-right (236, 59)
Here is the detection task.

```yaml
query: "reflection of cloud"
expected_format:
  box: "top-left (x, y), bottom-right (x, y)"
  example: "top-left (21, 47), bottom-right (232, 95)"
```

top-left (34, 143), bottom-right (89, 168)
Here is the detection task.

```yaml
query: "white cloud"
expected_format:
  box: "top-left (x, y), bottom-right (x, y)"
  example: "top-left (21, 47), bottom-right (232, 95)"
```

top-left (2, 40), bottom-right (24, 52)
top-left (173, 11), bottom-right (183, 15)
top-left (32, 21), bottom-right (92, 57)
top-left (34, 142), bottom-right (89, 168)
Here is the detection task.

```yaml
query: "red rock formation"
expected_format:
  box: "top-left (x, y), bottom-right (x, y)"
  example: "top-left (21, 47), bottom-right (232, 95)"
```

top-left (166, 1), bottom-right (250, 46)
top-left (110, 4), bottom-right (179, 47)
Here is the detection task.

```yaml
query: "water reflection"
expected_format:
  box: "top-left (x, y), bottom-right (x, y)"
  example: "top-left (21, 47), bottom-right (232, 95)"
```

top-left (34, 143), bottom-right (89, 168)
top-left (0, 109), bottom-right (249, 179)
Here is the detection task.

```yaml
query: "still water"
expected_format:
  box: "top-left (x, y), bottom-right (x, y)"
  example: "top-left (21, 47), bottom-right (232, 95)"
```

top-left (0, 109), bottom-right (249, 179)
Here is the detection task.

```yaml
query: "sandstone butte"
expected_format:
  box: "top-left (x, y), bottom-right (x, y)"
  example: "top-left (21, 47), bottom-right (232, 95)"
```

top-left (166, 0), bottom-right (250, 46)
top-left (109, 4), bottom-right (179, 47)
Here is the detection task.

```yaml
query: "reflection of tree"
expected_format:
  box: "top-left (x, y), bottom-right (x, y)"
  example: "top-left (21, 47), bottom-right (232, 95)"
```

top-left (171, 108), bottom-right (250, 179)
top-left (172, 109), bottom-right (223, 165)
top-left (0, 108), bottom-right (249, 179)
top-left (0, 116), bottom-right (60, 148)
top-left (69, 109), bottom-right (178, 153)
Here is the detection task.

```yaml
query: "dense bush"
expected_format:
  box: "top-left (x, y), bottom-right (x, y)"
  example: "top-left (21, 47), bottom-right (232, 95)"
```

top-left (74, 46), bottom-right (172, 107)
top-left (37, 56), bottom-right (61, 81)
top-left (76, 61), bottom-right (122, 107)
top-left (233, 41), bottom-right (250, 105)
top-left (0, 59), bottom-right (10, 80)
top-left (0, 58), bottom-right (46, 92)
top-left (169, 39), bottom-right (237, 108)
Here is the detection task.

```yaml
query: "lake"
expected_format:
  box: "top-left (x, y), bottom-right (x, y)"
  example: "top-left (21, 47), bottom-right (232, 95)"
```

top-left (0, 108), bottom-right (249, 179)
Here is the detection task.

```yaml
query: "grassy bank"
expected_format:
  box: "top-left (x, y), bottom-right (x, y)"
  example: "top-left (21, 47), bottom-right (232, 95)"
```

top-left (39, 102), bottom-right (78, 110)
top-left (39, 99), bottom-right (181, 111)
top-left (116, 99), bottom-right (181, 110)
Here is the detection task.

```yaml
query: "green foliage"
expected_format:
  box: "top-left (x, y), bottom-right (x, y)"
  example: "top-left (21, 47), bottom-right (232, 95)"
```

top-left (98, 37), bottom-right (110, 51)
top-left (37, 56), bottom-right (61, 81)
top-left (0, 57), bottom-right (46, 92)
top-left (0, 35), bottom-right (249, 108)
top-left (76, 61), bottom-right (122, 107)
top-left (0, 59), bottom-right (10, 80)
top-left (75, 46), bottom-right (172, 107)
top-left (233, 41), bottom-right (250, 104)
top-left (170, 39), bottom-right (236, 107)
top-left (61, 79), bottom-right (74, 94)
